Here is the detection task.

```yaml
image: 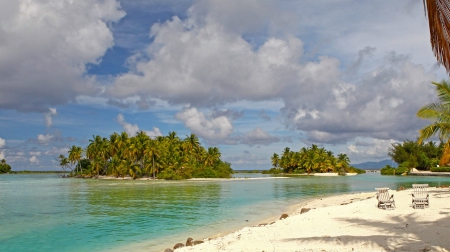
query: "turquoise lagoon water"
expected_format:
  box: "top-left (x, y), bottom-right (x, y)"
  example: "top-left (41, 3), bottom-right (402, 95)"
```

top-left (1, 172), bottom-right (450, 252)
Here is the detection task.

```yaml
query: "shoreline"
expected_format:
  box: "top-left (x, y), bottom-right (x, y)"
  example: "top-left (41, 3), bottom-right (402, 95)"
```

top-left (173, 187), bottom-right (450, 252)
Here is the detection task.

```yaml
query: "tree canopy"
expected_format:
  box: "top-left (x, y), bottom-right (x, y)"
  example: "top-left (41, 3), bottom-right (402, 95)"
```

top-left (388, 139), bottom-right (443, 170)
top-left (59, 131), bottom-right (232, 180)
top-left (268, 144), bottom-right (363, 174)
top-left (0, 159), bottom-right (12, 174)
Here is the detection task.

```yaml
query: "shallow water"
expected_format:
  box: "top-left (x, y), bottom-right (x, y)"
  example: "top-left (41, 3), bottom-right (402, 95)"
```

top-left (1, 172), bottom-right (450, 252)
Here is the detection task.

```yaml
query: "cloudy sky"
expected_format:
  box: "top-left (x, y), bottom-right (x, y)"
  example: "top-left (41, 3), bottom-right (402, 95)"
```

top-left (0, 0), bottom-right (446, 170)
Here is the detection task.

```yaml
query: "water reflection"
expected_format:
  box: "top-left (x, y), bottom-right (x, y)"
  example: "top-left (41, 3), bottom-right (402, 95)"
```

top-left (2, 173), bottom-right (450, 252)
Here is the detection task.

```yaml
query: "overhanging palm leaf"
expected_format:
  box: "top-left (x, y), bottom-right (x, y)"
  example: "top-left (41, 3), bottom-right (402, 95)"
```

top-left (424, 0), bottom-right (450, 74)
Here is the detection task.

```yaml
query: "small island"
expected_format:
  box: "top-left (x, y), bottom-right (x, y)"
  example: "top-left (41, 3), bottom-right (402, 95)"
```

top-left (0, 159), bottom-right (12, 174)
top-left (58, 131), bottom-right (232, 180)
top-left (266, 144), bottom-right (365, 175)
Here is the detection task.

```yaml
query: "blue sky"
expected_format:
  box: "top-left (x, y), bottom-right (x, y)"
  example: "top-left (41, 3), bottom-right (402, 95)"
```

top-left (0, 0), bottom-right (447, 170)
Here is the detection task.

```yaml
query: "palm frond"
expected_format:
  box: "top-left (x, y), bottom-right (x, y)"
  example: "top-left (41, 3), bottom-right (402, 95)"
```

top-left (433, 80), bottom-right (450, 103)
top-left (417, 102), bottom-right (446, 119)
top-left (424, 0), bottom-right (450, 74)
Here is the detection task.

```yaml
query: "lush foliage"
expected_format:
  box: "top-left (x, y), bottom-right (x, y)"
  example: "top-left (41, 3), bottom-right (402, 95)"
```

top-left (430, 167), bottom-right (450, 172)
top-left (261, 168), bottom-right (284, 174)
top-left (0, 159), bottom-right (12, 174)
top-left (380, 165), bottom-right (409, 175)
top-left (270, 144), bottom-right (354, 174)
top-left (388, 139), bottom-right (443, 170)
top-left (346, 167), bottom-right (366, 174)
top-left (58, 131), bottom-right (232, 180)
top-left (417, 80), bottom-right (450, 166)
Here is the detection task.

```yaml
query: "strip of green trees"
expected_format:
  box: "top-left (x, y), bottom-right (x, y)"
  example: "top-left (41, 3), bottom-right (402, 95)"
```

top-left (381, 140), bottom-right (443, 175)
top-left (0, 159), bottom-right (12, 174)
top-left (58, 131), bottom-right (232, 180)
top-left (267, 144), bottom-right (365, 174)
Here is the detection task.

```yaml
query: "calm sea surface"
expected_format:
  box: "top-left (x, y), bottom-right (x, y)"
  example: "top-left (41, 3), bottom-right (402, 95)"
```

top-left (1, 172), bottom-right (450, 252)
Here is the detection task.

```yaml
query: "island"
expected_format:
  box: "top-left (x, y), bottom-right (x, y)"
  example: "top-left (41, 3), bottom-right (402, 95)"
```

top-left (58, 131), bottom-right (232, 180)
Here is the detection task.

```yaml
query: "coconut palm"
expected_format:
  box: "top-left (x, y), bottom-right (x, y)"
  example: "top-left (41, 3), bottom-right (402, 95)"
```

top-left (271, 153), bottom-right (280, 169)
top-left (68, 145), bottom-right (83, 175)
top-left (423, 0), bottom-right (450, 74)
top-left (145, 139), bottom-right (161, 179)
top-left (417, 80), bottom-right (450, 165)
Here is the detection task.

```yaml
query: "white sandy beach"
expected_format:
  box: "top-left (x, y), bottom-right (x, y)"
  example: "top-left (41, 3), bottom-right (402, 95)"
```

top-left (174, 187), bottom-right (450, 252)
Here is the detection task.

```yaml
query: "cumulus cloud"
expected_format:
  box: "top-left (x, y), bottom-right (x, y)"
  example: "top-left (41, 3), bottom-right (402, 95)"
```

top-left (108, 13), bottom-right (307, 106)
top-left (44, 108), bottom-right (57, 127)
top-left (0, 137), bottom-right (5, 148)
top-left (347, 139), bottom-right (397, 163)
top-left (285, 53), bottom-right (436, 144)
top-left (241, 127), bottom-right (279, 146)
top-left (37, 134), bottom-right (54, 145)
top-left (117, 114), bottom-right (139, 137)
top-left (0, 151), bottom-right (4, 160)
top-left (145, 127), bottom-right (163, 138)
top-left (0, 0), bottom-right (125, 112)
top-left (29, 156), bottom-right (39, 164)
top-left (108, 1), bottom-right (432, 147)
top-left (175, 107), bottom-right (234, 142)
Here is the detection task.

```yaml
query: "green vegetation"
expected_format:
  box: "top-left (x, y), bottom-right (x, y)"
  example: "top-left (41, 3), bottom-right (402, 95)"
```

top-left (430, 167), bottom-right (450, 172)
top-left (388, 139), bottom-right (443, 171)
top-left (58, 131), bottom-right (232, 180)
top-left (269, 144), bottom-right (363, 174)
top-left (9, 170), bottom-right (68, 174)
top-left (0, 159), bottom-right (12, 174)
top-left (233, 170), bottom-right (265, 173)
top-left (380, 165), bottom-right (409, 175)
top-left (417, 80), bottom-right (450, 166)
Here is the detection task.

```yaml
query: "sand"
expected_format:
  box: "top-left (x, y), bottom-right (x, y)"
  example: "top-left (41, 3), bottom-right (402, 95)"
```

top-left (175, 187), bottom-right (450, 252)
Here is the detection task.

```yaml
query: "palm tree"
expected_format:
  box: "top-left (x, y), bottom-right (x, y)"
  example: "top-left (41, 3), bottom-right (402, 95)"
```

top-left (145, 139), bottom-right (161, 179)
top-left (183, 134), bottom-right (201, 163)
top-left (271, 153), bottom-right (279, 169)
top-left (68, 146), bottom-right (83, 175)
top-left (417, 80), bottom-right (450, 165)
top-left (204, 147), bottom-right (221, 167)
top-left (57, 154), bottom-right (70, 173)
top-left (337, 153), bottom-right (351, 169)
top-left (423, 0), bottom-right (450, 74)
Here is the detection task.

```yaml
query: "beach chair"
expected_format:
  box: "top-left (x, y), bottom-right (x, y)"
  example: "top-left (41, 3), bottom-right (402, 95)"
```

top-left (412, 184), bottom-right (429, 209)
top-left (375, 188), bottom-right (395, 210)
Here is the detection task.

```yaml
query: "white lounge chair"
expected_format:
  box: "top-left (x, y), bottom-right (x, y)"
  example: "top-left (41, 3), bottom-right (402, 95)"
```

top-left (412, 184), bottom-right (429, 209)
top-left (375, 188), bottom-right (395, 210)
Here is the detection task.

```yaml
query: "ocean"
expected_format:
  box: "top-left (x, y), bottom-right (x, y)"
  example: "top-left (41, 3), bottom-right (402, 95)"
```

top-left (1, 172), bottom-right (450, 252)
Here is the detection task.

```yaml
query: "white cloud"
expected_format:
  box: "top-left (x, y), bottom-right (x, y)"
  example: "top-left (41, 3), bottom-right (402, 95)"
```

top-left (116, 114), bottom-right (139, 137)
top-left (241, 127), bottom-right (279, 146)
top-left (0, 150), bottom-right (4, 160)
top-left (0, 0), bottom-right (125, 112)
top-left (29, 156), bottom-right (39, 164)
top-left (347, 139), bottom-right (397, 163)
top-left (175, 107), bottom-right (233, 141)
top-left (0, 137), bottom-right (5, 148)
top-left (29, 151), bottom-right (41, 156)
top-left (37, 134), bottom-right (54, 145)
top-left (44, 108), bottom-right (57, 127)
top-left (45, 147), bottom-right (70, 156)
top-left (145, 127), bottom-right (163, 139)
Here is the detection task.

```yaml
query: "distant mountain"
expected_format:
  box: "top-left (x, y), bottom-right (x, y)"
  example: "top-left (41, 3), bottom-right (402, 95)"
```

top-left (351, 159), bottom-right (397, 169)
